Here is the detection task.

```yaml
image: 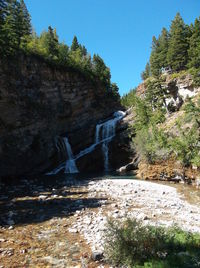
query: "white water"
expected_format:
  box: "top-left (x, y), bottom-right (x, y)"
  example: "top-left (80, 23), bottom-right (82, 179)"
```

top-left (95, 110), bottom-right (126, 171)
top-left (47, 111), bottom-right (126, 174)
top-left (64, 137), bottom-right (79, 173)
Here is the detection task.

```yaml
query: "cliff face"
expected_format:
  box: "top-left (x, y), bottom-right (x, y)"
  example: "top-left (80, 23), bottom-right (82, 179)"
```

top-left (134, 74), bottom-right (200, 184)
top-left (136, 74), bottom-right (200, 112)
top-left (0, 54), bottom-right (120, 179)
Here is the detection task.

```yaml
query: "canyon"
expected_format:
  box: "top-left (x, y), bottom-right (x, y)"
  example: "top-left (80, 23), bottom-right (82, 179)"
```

top-left (0, 54), bottom-right (132, 180)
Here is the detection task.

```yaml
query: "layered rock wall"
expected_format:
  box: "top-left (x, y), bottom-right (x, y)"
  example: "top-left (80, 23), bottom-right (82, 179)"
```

top-left (0, 54), bottom-right (120, 179)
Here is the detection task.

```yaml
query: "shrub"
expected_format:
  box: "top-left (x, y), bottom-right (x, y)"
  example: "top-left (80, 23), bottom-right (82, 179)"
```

top-left (134, 125), bottom-right (169, 163)
top-left (104, 218), bottom-right (200, 268)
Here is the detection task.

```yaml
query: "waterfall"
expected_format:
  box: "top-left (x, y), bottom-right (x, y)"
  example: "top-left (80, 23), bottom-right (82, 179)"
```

top-left (63, 137), bottom-right (79, 173)
top-left (47, 111), bottom-right (125, 175)
top-left (46, 136), bottom-right (78, 175)
top-left (95, 110), bottom-right (126, 171)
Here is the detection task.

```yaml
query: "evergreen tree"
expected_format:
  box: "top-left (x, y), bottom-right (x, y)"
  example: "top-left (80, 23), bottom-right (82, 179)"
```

top-left (15, 0), bottom-right (31, 47)
top-left (110, 82), bottom-right (120, 100)
top-left (92, 54), bottom-right (111, 86)
top-left (158, 27), bottom-right (169, 68)
top-left (71, 35), bottom-right (79, 51)
top-left (141, 62), bottom-right (151, 80)
top-left (1, 0), bottom-right (18, 55)
top-left (150, 36), bottom-right (160, 76)
top-left (79, 44), bottom-right (87, 56)
top-left (167, 13), bottom-right (189, 71)
top-left (46, 26), bottom-right (59, 59)
top-left (58, 42), bottom-right (69, 64)
top-left (188, 17), bottom-right (200, 69)
top-left (150, 28), bottom-right (169, 76)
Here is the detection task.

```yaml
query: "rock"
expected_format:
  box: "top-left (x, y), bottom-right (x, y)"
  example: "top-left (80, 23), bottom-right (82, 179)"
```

top-left (68, 228), bottom-right (78, 233)
top-left (38, 195), bottom-right (48, 200)
top-left (91, 251), bottom-right (104, 261)
top-left (0, 54), bottom-right (121, 179)
top-left (117, 161), bottom-right (137, 173)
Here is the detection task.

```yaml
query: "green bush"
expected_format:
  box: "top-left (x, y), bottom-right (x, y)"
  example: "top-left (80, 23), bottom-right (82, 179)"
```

top-left (104, 219), bottom-right (200, 268)
top-left (134, 125), bottom-right (169, 164)
top-left (189, 68), bottom-right (200, 87)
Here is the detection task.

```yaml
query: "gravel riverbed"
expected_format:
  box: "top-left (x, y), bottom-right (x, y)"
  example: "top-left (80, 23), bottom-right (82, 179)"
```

top-left (69, 179), bottom-right (200, 254)
top-left (0, 177), bottom-right (200, 267)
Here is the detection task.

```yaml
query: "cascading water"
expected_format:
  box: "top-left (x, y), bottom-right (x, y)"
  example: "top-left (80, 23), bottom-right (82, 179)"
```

top-left (64, 137), bottom-right (79, 173)
top-left (95, 110), bottom-right (125, 171)
top-left (47, 111), bottom-right (125, 175)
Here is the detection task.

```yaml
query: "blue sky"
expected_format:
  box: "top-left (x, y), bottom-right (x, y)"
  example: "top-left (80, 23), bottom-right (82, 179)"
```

top-left (25, 0), bottom-right (200, 95)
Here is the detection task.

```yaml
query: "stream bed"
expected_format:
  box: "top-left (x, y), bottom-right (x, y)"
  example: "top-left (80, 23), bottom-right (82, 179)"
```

top-left (0, 173), bottom-right (200, 267)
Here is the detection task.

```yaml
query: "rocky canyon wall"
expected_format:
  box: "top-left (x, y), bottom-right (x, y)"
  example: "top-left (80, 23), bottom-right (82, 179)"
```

top-left (0, 54), bottom-right (121, 179)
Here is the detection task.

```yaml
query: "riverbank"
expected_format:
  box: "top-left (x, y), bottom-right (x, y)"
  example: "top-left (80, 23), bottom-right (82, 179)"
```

top-left (0, 176), bottom-right (200, 267)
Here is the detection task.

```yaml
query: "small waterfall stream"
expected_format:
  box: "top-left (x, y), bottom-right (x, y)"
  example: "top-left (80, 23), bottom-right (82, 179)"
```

top-left (64, 138), bottom-right (79, 173)
top-left (95, 111), bottom-right (125, 171)
top-left (47, 111), bottom-right (125, 175)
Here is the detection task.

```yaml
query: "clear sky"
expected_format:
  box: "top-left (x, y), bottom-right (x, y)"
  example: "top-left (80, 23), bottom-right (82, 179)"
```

top-left (25, 0), bottom-right (200, 95)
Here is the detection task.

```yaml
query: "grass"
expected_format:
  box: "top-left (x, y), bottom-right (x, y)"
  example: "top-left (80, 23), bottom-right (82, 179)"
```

top-left (104, 218), bottom-right (200, 268)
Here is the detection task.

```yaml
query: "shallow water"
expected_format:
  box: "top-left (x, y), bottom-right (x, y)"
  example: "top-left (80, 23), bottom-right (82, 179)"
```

top-left (0, 172), bottom-right (199, 267)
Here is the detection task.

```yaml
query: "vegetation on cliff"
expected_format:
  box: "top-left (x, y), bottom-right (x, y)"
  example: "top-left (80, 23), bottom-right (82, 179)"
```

top-left (141, 13), bottom-right (200, 86)
top-left (121, 14), bottom-right (200, 177)
top-left (121, 79), bottom-right (200, 175)
top-left (0, 0), bottom-right (119, 100)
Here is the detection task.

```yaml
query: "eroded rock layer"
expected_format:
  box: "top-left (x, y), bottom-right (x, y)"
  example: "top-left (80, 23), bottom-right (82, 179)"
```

top-left (0, 54), bottom-right (120, 179)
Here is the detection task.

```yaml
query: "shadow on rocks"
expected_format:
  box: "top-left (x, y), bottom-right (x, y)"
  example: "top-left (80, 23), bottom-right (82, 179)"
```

top-left (0, 173), bottom-right (106, 226)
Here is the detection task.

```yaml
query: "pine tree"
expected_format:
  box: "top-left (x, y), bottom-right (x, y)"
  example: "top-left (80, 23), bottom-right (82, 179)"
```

top-left (79, 44), bottom-right (87, 56)
top-left (1, 0), bottom-right (18, 55)
top-left (92, 54), bottom-right (111, 87)
top-left (150, 36), bottom-right (161, 76)
top-left (71, 35), bottom-right (79, 51)
top-left (150, 28), bottom-right (169, 77)
top-left (58, 42), bottom-right (69, 64)
top-left (188, 17), bottom-right (200, 69)
top-left (46, 26), bottom-right (59, 59)
top-left (158, 27), bottom-right (169, 68)
top-left (167, 13), bottom-right (189, 71)
top-left (141, 62), bottom-right (151, 80)
top-left (16, 0), bottom-right (31, 47)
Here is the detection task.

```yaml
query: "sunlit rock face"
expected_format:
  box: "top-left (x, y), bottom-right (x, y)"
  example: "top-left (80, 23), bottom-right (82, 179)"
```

top-left (136, 74), bottom-right (200, 113)
top-left (0, 54), bottom-right (121, 179)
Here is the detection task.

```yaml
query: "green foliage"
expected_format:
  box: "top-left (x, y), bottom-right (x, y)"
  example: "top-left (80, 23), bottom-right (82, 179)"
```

top-left (167, 13), bottom-right (190, 71)
top-left (0, 1), bottom-right (119, 100)
top-left (71, 35), bottom-right (79, 51)
top-left (169, 119), bottom-right (200, 167)
top-left (141, 62), bottom-right (151, 80)
top-left (0, 0), bottom-right (32, 56)
top-left (188, 17), bottom-right (200, 69)
top-left (45, 26), bottom-right (59, 59)
top-left (134, 125), bottom-right (169, 163)
top-left (145, 78), bottom-right (169, 110)
top-left (92, 54), bottom-right (111, 87)
top-left (189, 67), bottom-right (200, 87)
top-left (121, 88), bottom-right (136, 108)
top-left (145, 13), bottom-right (200, 78)
top-left (104, 218), bottom-right (200, 268)
top-left (150, 28), bottom-right (169, 77)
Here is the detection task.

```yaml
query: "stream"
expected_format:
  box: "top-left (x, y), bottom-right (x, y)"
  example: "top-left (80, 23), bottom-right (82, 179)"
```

top-left (0, 173), bottom-right (200, 267)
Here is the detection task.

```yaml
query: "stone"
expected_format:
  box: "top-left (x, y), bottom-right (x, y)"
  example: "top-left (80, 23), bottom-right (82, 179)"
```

top-left (91, 251), bottom-right (104, 261)
top-left (0, 54), bottom-right (121, 179)
top-left (38, 195), bottom-right (48, 200)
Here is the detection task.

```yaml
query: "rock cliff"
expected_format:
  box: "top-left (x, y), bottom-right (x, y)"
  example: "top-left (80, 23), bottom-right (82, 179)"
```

top-left (0, 54), bottom-right (121, 179)
top-left (136, 74), bottom-right (200, 112)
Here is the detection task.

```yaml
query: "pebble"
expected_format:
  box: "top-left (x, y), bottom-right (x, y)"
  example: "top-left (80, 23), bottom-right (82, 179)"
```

top-left (68, 179), bottom-right (200, 253)
top-left (91, 251), bottom-right (104, 261)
